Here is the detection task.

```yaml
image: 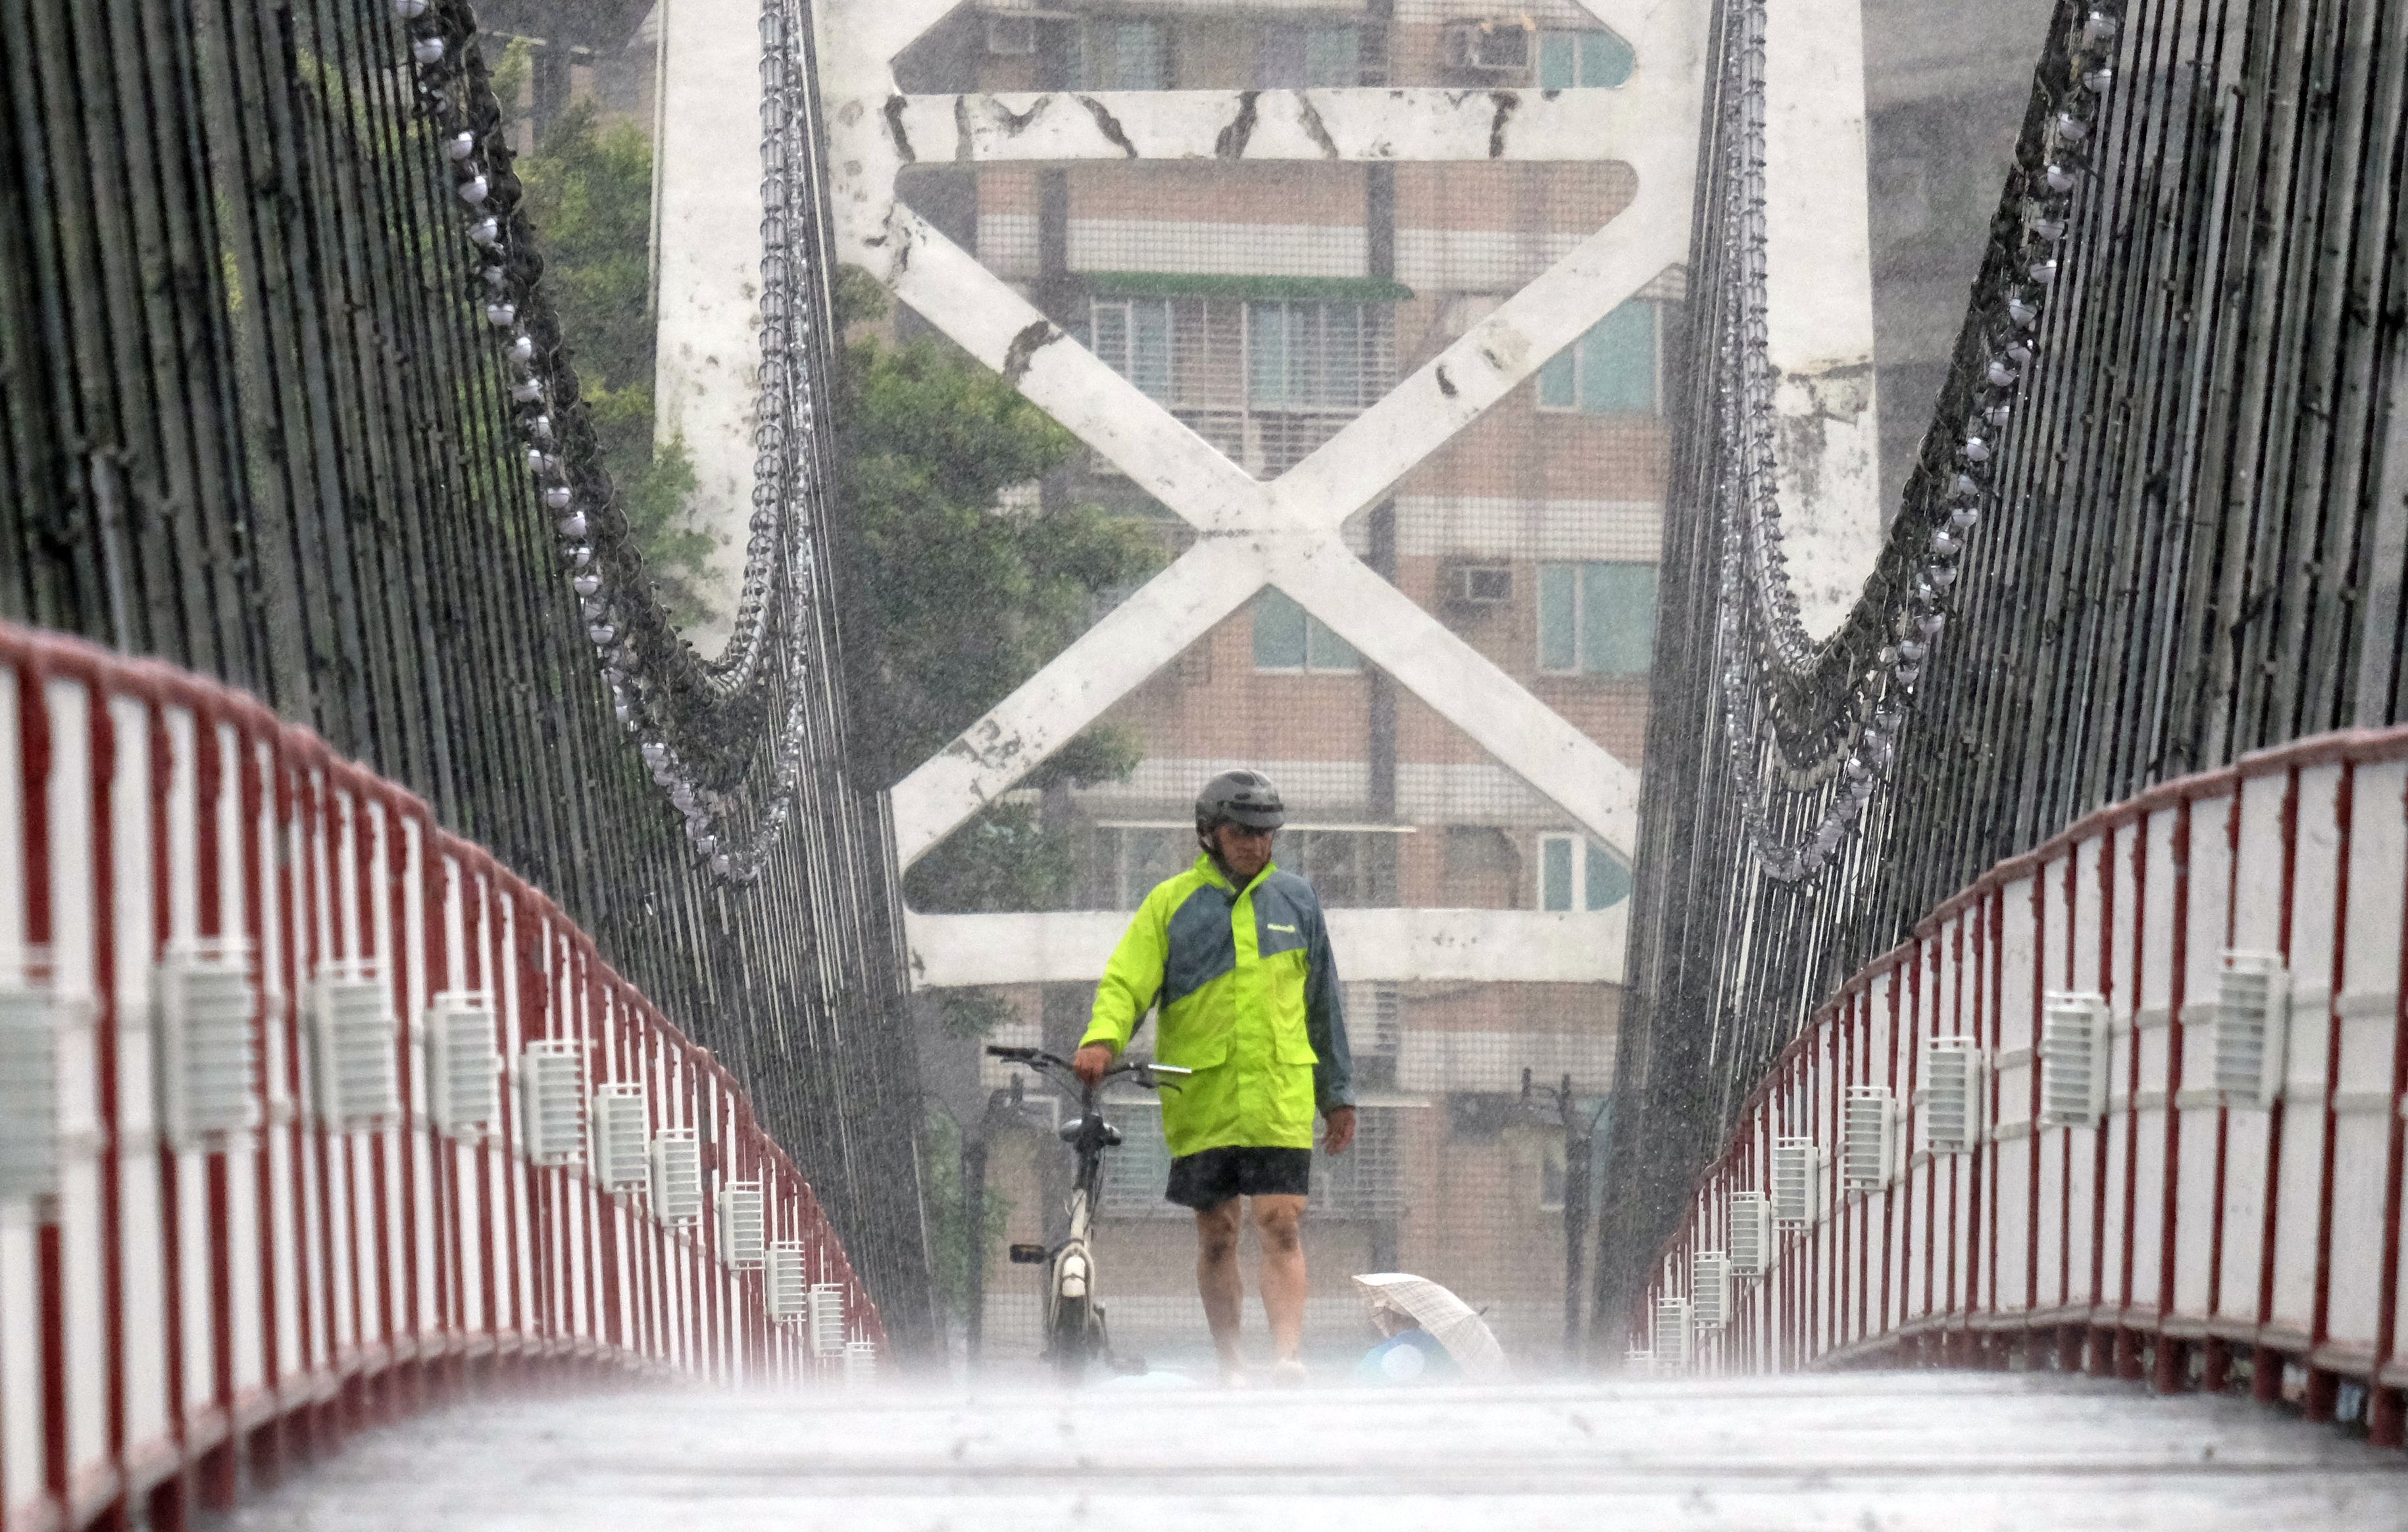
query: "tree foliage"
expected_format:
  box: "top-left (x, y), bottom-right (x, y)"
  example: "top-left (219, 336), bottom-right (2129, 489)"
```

top-left (833, 269), bottom-right (1162, 919)
top-left (514, 96), bottom-right (718, 626)
top-left (920, 1106), bottom-right (1010, 1325)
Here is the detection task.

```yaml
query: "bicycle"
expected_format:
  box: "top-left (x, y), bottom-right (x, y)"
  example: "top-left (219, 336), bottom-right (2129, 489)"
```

top-left (984, 1044), bottom-right (1191, 1383)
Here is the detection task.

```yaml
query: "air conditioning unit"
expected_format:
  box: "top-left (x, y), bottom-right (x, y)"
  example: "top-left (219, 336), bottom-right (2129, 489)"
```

top-left (0, 965), bottom-right (61, 1198)
top-left (1442, 19), bottom-right (1532, 78)
top-left (424, 993), bottom-right (501, 1135)
top-left (1924, 1036), bottom-right (1986, 1153)
top-left (1651, 1296), bottom-right (1692, 1367)
top-left (591, 1083), bottom-right (649, 1193)
top-left (1770, 1136), bottom-right (1820, 1227)
top-left (311, 962), bottom-right (398, 1129)
top-left (843, 1339), bottom-right (880, 1387)
top-left (1444, 561), bottom-right (1513, 607)
top-left (719, 1181), bottom-right (767, 1269)
top-left (649, 1128), bottom-right (703, 1227)
top-left (984, 13), bottom-right (1037, 55)
top-left (517, 1040), bottom-right (586, 1165)
top-left (1728, 1190), bottom-right (1773, 1276)
top-left (2040, 992), bottom-right (2109, 1127)
top-left (1691, 1250), bottom-right (1731, 1329)
top-left (2215, 952), bottom-right (2290, 1109)
top-left (766, 1240), bottom-right (809, 1323)
top-left (809, 1282), bottom-right (848, 1356)
top-left (1842, 1085), bottom-right (1896, 1192)
top-left (156, 939), bottom-right (259, 1148)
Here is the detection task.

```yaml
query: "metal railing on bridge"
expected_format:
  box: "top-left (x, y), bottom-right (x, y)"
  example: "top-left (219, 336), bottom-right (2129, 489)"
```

top-left (1605, 0), bottom-right (2408, 1344)
top-left (1627, 722), bottom-right (2408, 1446)
top-left (0, 0), bottom-right (930, 1359)
top-left (0, 623), bottom-right (879, 1532)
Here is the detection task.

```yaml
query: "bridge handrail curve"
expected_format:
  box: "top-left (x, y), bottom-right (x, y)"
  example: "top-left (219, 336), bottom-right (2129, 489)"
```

top-left (1631, 721), bottom-right (2408, 1444)
top-left (0, 621), bottom-right (878, 1532)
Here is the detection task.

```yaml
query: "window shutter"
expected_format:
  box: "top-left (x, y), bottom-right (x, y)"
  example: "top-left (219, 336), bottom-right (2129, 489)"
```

top-left (650, 1128), bottom-right (704, 1227)
top-left (425, 993), bottom-right (501, 1135)
top-left (766, 1240), bottom-right (809, 1323)
top-left (2040, 992), bottom-right (2110, 1127)
top-left (1728, 1190), bottom-right (1773, 1276)
top-left (809, 1283), bottom-right (849, 1356)
top-left (517, 1040), bottom-right (586, 1165)
top-left (157, 940), bottom-right (259, 1148)
top-left (1771, 1136), bottom-right (1820, 1227)
top-left (718, 1181), bottom-right (766, 1268)
top-left (2215, 952), bottom-right (2290, 1109)
top-left (1692, 1250), bottom-right (1730, 1329)
top-left (311, 962), bottom-right (399, 1129)
top-left (1842, 1085), bottom-right (1896, 1192)
top-left (0, 968), bottom-right (62, 1197)
top-left (1651, 1296), bottom-right (1692, 1366)
top-left (591, 1083), bottom-right (650, 1193)
top-left (1923, 1037), bottom-right (1985, 1153)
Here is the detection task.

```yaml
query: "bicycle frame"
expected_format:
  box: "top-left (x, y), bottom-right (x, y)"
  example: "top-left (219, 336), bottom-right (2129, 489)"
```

top-left (987, 1046), bottom-right (1188, 1380)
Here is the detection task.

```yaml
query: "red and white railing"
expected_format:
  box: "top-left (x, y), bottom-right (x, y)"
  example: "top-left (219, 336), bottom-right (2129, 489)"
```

top-left (1632, 725), bottom-right (2408, 1444)
top-left (0, 623), bottom-right (882, 1532)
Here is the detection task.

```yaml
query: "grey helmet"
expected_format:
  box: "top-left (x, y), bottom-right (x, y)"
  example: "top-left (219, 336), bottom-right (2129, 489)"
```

top-left (1195, 769), bottom-right (1286, 834)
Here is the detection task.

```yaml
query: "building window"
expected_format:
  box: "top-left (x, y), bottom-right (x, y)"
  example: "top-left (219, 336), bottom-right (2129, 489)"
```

top-left (1090, 297), bottom-right (1173, 399)
top-left (1277, 829), bottom-right (1372, 907)
top-left (1536, 301), bottom-right (1658, 415)
top-left (1105, 827), bottom-right (1191, 909)
top-left (1087, 297), bottom-right (1387, 413)
top-left (1538, 1137), bottom-right (1567, 1210)
top-left (1537, 1117), bottom-right (1611, 1210)
top-left (1101, 1104), bottom-right (1182, 1216)
top-left (1538, 832), bottom-right (1632, 912)
top-left (1537, 28), bottom-right (1636, 89)
top-left (1253, 587), bottom-right (1361, 673)
top-left (1260, 23), bottom-right (1361, 86)
top-left (1536, 561), bottom-right (1655, 676)
top-left (1078, 18), bottom-right (1166, 90)
top-left (1313, 1102), bottom-right (1401, 1217)
top-left (1246, 301), bottom-right (1376, 411)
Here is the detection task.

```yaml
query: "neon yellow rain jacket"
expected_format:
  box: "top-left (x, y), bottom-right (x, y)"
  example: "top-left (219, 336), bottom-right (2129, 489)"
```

top-left (1081, 854), bottom-right (1354, 1158)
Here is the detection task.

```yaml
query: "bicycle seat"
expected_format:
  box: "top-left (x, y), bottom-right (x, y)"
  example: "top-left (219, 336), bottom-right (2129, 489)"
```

top-left (1059, 1116), bottom-right (1123, 1146)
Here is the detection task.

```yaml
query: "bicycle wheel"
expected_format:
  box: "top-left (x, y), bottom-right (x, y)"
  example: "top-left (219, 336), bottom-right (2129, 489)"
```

top-left (1050, 1293), bottom-right (1093, 1383)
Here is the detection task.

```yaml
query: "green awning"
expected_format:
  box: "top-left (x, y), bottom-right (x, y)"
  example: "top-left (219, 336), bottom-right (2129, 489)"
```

top-left (1080, 270), bottom-right (1414, 304)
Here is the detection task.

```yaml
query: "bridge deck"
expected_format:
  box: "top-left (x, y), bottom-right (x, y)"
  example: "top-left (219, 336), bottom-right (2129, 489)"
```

top-left (224, 1372), bottom-right (2406, 1531)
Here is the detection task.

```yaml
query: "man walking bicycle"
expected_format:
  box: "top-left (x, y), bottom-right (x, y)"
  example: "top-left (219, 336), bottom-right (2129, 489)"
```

top-left (1074, 769), bottom-right (1355, 1385)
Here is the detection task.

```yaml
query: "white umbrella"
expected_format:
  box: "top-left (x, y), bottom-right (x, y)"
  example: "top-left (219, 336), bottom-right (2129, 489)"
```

top-left (1351, 1272), bottom-right (1507, 1380)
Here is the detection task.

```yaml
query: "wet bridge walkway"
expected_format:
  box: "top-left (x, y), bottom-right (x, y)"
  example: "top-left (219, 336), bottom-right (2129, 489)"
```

top-left (222, 1373), bottom-right (2407, 1532)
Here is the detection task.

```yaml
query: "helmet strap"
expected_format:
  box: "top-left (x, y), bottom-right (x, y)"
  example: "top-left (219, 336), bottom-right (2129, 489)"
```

top-left (1198, 823), bottom-right (1236, 884)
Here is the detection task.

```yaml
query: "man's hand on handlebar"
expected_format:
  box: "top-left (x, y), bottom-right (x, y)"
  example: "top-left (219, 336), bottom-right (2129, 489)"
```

top-left (1072, 1042), bottom-right (1116, 1088)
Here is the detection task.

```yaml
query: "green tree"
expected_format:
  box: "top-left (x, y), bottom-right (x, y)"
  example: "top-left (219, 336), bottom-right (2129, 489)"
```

top-left (514, 96), bottom-right (718, 626)
top-left (920, 1105), bottom-right (1010, 1325)
top-left (834, 268), bottom-right (1161, 921)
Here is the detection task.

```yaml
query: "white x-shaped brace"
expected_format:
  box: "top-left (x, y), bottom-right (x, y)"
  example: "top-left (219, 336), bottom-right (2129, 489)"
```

top-left (815, 0), bottom-right (1707, 870)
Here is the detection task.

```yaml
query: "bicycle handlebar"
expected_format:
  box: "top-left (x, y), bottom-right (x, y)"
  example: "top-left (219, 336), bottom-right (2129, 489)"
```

top-left (982, 1044), bottom-right (1192, 1086)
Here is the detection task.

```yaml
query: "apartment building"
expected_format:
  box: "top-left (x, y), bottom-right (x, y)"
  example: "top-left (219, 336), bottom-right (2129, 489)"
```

top-left (893, 0), bottom-right (1674, 1363)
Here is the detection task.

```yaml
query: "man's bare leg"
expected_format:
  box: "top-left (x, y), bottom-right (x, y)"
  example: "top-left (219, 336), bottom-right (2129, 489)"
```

top-left (1252, 1195), bottom-right (1309, 1365)
top-left (1195, 1200), bottom-right (1246, 1377)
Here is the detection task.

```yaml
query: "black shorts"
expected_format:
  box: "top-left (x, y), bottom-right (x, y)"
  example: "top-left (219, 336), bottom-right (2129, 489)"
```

top-left (1165, 1146), bottom-right (1314, 1211)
